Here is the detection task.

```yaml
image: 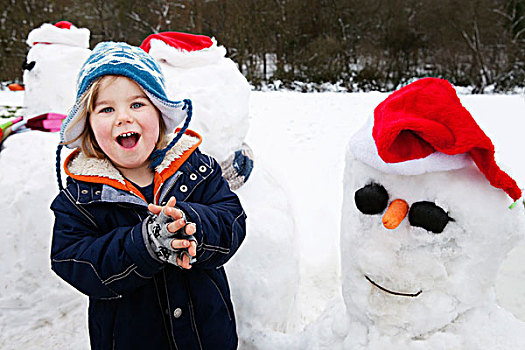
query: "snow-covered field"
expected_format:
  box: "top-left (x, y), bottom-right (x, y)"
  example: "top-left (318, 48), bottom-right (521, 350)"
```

top-left (1, 89), bottom-right (524, 349)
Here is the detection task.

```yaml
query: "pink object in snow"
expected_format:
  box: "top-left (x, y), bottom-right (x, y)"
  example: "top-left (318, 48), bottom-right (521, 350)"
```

top-left (26, 113), bottom-right (66, 132)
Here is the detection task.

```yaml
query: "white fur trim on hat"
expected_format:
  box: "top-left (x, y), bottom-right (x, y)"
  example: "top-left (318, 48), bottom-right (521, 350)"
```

top-left (148, 38), bottom-right (227, 68)
top-left (26, 23), bottom-right (90, 48)
top-left (348, 115), bottom-right (473, 175)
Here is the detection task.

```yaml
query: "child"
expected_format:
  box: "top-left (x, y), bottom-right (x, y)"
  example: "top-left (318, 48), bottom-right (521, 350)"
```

top-left (50, 42), bottom-right (246, 350)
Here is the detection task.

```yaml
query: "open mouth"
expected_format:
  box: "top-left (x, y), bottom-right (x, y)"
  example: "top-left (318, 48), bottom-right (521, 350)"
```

top-left (365, 275), bottom-right (422, 297)
top-left (116, 132), bottom-right (140, 149)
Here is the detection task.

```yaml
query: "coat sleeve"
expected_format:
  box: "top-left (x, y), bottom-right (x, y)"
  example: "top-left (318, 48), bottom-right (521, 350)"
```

top-left (176, 152), bottom-right (247, 269)
top-left (50, 189), bottom-right (165, 300)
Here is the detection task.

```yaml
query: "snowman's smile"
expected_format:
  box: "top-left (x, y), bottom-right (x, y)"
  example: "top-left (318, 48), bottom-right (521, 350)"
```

top-left (365, 275), bottom-right (422, 297)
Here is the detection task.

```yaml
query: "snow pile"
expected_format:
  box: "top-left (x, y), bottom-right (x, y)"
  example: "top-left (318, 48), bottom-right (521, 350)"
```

top-left (23, 22), bottom-right (91, 118)
top-left (0, 132), bottom-right (87, 349)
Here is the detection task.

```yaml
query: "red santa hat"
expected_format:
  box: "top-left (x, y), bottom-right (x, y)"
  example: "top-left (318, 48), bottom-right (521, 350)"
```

top-left (140, 31), bottom-right (227, 68)
top-left (140, 31), bottom-right (213, 52)
top-left (26, 21), bottom-right (90, 48)
top-left (54, 21), bottom-right (73, 29)
top-left (349, 77), bottom-right (521, 201)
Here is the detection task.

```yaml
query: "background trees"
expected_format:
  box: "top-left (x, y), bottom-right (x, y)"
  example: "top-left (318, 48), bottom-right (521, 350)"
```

top-left (1, 0), bottom-right (523, 92)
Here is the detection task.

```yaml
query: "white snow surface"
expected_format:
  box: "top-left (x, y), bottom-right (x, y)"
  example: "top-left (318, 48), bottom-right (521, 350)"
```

top-left (1, 89), bottom-right (525, 349)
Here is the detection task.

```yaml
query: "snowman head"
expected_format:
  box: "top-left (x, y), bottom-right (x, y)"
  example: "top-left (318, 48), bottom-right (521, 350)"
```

top-left (26, 21), bottom-right (90, 48)
top-left (23, 21), bottom-right (91, 117)
top-left (341, 78), bottom-right (524, 337)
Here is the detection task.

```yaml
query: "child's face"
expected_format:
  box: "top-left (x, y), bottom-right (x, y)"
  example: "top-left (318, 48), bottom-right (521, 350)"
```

top-left (89, 76), bottom-right (161, 171)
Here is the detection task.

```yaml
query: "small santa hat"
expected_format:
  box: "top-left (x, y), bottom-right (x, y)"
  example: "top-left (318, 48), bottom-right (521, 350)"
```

top-left (54, 21), bottom-right (73, 29)
top-left (26, 21), bottom-right (90, 48)
top-left (140, 31), bottom-right (227, 68)
top-left (349, 77), bottom-right (521, 201)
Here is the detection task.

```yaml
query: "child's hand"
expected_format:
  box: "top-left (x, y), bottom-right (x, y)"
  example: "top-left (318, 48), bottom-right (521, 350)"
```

top-left (148, 196), bottom-right (197, 269)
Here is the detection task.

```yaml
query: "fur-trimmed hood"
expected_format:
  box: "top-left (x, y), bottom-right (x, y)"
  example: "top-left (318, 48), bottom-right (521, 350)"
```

top-left (64, 130), bottom-right (202, 201)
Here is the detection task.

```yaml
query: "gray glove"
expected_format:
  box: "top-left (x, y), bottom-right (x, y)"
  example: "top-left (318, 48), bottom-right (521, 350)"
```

top-left (220, 143), bottom-right (254, 190)
top-left (145, 208), bottom-right (197, 266)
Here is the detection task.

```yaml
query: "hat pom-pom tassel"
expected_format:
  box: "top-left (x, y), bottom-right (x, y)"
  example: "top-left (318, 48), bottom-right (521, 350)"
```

top-left (509, 195), bottom-right (524, 210)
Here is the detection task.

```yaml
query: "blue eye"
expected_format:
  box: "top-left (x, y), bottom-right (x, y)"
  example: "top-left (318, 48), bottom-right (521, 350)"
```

top-left (131, 102), bottom-right (144, 109)
top-left (99, 107), bottom-right (113, 113)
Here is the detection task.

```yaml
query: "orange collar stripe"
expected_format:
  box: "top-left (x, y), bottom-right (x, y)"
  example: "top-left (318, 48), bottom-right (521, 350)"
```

top-left (63, 130), bottom-right (202, 204)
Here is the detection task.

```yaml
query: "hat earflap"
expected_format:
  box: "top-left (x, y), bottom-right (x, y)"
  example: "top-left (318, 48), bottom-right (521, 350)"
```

top-left (56, 144), bottom-right (64, 191)
top-left (149, 99), bottom-right (193, 169)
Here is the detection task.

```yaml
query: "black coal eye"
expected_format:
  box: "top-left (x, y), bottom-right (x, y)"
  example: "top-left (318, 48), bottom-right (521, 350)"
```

top-left (355, 183), bottom-right (389, 215)
top-left (408, 201), bottom-right (453, 234)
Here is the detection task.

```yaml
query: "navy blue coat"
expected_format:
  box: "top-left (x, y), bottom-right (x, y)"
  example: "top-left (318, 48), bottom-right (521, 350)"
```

top-left (51, 132), bottom-right (246, 350)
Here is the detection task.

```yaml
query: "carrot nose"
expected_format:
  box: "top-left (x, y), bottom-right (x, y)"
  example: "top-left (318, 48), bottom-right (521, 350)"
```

top-left (382, 199), bottom-right (409, 229)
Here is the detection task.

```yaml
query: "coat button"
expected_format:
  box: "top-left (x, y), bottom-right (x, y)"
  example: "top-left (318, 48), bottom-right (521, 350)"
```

top-left (173, 308), bottom-right (182, 318)
top-left (180, 185), bottom-right (188, 193)
top-left (81, 190), bottom-right (88, 194)
top-left (190, 173), bottom-right (197, 181)
top-left (95, 190), bottom-right (101, 195)
top-left (198, 165), bottom-right (207, 173)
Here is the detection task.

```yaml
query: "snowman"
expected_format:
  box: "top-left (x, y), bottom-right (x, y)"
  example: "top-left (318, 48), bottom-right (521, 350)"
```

top-left (140, 32), bottom-right (252, 189)
top-left (141, 32), bottom-right (300, 345)
top-left (23, 21), bottom-right (91, 118)
top-left (338, 78), bottom-right (525, 349)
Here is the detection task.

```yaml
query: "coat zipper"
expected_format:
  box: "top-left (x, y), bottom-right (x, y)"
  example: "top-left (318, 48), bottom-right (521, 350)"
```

top-left (156, 172), bottom-right (183, 205)
top-left (153, 275), bottom-right (178, 350)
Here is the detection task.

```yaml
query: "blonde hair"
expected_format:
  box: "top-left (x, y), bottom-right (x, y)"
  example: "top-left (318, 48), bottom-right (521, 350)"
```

top-left (62, 75), bottom-right (167, 159)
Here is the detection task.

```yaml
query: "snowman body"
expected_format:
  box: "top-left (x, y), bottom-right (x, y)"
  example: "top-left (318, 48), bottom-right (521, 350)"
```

top-left (231, 163), bottom-right (300, 342)
top-left (147, 36), bottom-right (300, 343)
top-left (23, 23), bottom-right (91, 118)
top-left (339, 149), bottom-right (525, 349)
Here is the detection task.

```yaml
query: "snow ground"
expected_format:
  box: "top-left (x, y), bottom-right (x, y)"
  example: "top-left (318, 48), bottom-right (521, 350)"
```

top-left (0, 89), bottom-right (524, 349)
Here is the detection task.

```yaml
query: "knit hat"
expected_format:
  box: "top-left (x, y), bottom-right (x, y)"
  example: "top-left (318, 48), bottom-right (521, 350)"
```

top-left (349, 77), bottom-right (521, 202)
top-left (56, 41), bottom-right (193, 189)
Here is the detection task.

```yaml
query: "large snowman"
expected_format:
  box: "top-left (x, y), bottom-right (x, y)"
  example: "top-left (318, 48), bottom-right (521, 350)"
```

top-left (23, 21), bottom-right (91, 118)
top-left (140, 32), bottom-right (252, 189)
top-left (141, 32), bottom-right (300, 345)
top-left (339, 78), bottom-right (525, 349)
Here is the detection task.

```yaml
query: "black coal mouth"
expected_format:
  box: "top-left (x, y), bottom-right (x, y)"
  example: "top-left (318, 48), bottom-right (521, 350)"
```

top-left (365, 275), bottom-right (422, 297)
